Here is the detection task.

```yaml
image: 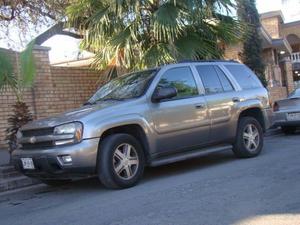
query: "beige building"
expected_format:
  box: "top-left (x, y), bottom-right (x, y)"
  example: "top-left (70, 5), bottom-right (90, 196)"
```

top-left (225, 10), bottom-right (300, 102)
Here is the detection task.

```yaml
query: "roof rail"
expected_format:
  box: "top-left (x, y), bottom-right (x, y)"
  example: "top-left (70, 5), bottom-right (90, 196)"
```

top-left (178, 59), bottom-right (239, 63)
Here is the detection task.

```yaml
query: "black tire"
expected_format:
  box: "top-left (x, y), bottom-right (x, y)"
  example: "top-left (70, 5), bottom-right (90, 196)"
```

top-left (97, 133), bottom-right (145, 189)
top-left (281, 126), bottom-right (296, 135)
top-left (233, 117), bottom-right (264, 158)
top-left (41, 179), bottom-right (71, 186)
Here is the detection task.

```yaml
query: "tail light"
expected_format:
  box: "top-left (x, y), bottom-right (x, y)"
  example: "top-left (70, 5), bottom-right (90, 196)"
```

top-left (273, 102), bottom-right (279, 112)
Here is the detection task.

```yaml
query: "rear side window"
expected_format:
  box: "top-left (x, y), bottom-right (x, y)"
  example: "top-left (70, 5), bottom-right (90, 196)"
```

top-left (225, 65), bottom-right (262, 89)
top-left (214, 66), bottom-right (234, 92)
top-left (196, 65), bottom-right (234, 94)
top-left (196, 65), bottom-right (223, 94)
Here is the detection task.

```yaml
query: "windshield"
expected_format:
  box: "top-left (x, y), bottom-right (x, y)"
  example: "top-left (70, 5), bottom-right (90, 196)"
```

top-left (88, 69), bottom-right (158, 104)
top-left (288, 88), bottom-right (300, 98)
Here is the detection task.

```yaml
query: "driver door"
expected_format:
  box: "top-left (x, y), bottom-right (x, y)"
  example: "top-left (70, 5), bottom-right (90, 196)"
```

top-left (149, 66), bottom-right (210, 155)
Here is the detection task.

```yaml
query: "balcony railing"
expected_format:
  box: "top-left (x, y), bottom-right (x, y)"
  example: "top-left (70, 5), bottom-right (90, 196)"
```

top-left (290, 52), bottom-right (300, 63)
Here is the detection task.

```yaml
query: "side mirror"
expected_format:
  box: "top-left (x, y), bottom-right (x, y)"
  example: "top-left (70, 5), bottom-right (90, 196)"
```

top-left (152, 87), bottom-right (177, 102)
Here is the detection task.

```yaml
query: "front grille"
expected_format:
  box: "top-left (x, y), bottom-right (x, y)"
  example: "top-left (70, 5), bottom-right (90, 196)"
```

top-left (21, 127), bottom-right (54, 150)
top-left (22, 128), bottom-right (54, 137)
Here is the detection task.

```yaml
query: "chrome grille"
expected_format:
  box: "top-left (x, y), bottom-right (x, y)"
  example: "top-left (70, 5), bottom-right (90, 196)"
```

top-left (20, 128), bottom-right (54, 150)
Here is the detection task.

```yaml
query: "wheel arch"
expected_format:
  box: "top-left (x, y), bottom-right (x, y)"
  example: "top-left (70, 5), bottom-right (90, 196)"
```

top-left (97, 124), bottom-right (151, 164)
top-left (238, 107), bottom-right (266, 132)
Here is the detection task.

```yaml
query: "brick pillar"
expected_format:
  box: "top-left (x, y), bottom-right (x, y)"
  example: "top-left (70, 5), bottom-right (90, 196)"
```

top-left (282, 58), bottom-right (295, 94)
top-left (31, 45), bottom-right (54, 119)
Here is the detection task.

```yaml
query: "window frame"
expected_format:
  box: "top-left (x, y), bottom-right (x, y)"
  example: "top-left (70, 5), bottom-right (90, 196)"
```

top-left (214, 65), bottom-right (235, 93)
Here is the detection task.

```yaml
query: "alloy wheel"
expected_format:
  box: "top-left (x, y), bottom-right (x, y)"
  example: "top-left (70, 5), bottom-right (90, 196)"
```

top-left (113, 143), bottom-right (139, 180)
top-left (243, 124), bottom-right (260, 152)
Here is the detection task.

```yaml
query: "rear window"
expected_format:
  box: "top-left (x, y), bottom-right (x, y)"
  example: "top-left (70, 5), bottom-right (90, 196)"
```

top-left (288, 88), bottom-right (300, 98)
top-left (225, 65), bottom-right (262, 89)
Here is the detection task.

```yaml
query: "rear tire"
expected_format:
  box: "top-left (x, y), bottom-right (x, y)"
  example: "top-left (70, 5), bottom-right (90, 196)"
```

top-left (281, 126), bottom-right (296, 135)
top-left (233, 117), bottom-right (263, 158)
top-left (97, 134), bottom-right (145, 189)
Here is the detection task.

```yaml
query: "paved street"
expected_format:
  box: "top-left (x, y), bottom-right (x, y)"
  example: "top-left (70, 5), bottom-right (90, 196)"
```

top-left (0, 133), bottom-right (300, 225)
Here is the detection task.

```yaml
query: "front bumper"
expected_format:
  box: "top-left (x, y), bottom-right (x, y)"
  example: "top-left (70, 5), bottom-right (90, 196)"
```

top-left (12, 138), bottom-right (100, 179)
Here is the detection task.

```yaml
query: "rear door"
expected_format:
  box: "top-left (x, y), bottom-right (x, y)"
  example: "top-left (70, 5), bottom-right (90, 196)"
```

top-left (194, 64), bottom-right (239, 143)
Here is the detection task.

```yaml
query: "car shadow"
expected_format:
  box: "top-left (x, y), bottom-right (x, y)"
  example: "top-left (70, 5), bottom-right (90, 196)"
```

top-left (40, 150), bottom-right (237, 193)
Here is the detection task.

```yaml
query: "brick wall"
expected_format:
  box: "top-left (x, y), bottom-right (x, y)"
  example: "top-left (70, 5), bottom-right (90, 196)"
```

top-left (223, 43), bottom-right (243, 61)
top-left (48, 67), bottom-right (104, 114)
top-left (268, 87), bottom-right (288, 104)
top-left (0, 47), bottom-right (105, 148)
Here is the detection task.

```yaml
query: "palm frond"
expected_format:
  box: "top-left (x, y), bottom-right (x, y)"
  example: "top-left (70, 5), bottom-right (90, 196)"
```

top-left (20, 40), bottom-right (36, 87)
top-left (152, 3), bottom-right (184, 42)
top-left (67, 0), bottom-right (243, 73)
top-left (0, 50), bottom-right (17, 92)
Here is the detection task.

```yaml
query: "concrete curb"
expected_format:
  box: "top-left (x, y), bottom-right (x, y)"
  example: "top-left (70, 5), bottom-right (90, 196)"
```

top-left (0, 165), bottom-right (40, 193)
top-left (0, 150), bottom-right (10, 166)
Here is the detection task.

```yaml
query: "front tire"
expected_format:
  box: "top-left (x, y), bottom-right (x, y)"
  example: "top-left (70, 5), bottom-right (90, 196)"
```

top-left (97, 134), bottom-right (145, 189)
top-left (281, 126), bottom-right (296, 135)
top-left (233, 117), bottom-right (263, 158)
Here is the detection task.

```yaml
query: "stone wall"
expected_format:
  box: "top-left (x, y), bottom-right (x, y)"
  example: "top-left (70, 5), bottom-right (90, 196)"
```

top-left (261, 17), bottom-right (281, 38)
top-left (0, 47), bottom-right (105, 148)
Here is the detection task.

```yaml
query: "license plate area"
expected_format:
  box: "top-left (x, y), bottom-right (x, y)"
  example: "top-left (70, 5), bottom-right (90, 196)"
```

top-left (286, 112), bottom-right (300, 121)
top-left (21, 158), bottom-right (35, 170)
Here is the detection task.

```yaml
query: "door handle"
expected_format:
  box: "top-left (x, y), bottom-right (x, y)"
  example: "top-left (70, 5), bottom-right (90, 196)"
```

top-left (195, 103), bottom-right (205, 109)
top-left (232, 97), bottom-right (241, 103)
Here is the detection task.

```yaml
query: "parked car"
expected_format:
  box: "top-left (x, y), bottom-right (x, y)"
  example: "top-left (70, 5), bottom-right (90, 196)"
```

top-left (273, 88), bottom-right (300, 134)
top-left (12, 60), bottom-right (272, 189)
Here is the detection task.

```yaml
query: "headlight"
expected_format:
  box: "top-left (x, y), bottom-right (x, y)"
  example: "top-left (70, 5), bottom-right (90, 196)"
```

top-left (54, 122), bottom-right (83, 146)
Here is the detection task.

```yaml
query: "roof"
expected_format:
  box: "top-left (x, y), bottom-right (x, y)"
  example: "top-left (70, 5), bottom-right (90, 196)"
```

top-left (283, 20), bottom-right (300, 28)
top-left (178, 60), bottom-right (238, 63)
top-left (259, 25), bottom-right (292, 55)
top-left (260, 10), bottom-right (285, 22)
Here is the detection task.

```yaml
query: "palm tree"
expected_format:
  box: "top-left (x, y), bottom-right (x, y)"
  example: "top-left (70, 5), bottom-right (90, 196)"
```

top-left (67, 0), bottom-right (243, 75)
top-left (0, 41), bottom-right (36, 152)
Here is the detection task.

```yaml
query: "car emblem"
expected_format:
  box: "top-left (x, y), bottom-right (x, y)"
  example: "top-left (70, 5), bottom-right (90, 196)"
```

top-left (29, 136), bottom-right (37, 144)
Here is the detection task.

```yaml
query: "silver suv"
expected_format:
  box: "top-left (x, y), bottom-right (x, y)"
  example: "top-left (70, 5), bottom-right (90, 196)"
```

top-left (12, 61), bottom-right (272, 189)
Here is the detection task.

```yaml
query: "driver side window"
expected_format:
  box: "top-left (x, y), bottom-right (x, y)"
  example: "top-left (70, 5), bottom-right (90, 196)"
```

top-left (157, 67), bottom-right (198, 100)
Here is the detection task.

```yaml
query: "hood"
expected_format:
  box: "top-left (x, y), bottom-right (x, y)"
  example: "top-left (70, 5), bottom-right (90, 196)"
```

top-left (21, 101), bottom-right (122, 130)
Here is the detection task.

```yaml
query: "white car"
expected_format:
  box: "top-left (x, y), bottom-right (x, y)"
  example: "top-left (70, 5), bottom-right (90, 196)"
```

top-left (273, 88), bottom-right (300, 134)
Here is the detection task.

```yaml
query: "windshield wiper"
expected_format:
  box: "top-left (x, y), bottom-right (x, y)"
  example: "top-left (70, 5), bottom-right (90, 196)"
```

top-left (84, 98), bottom-right (125, 105)
top-left (100, 97), bottom-right (125, 101)
top-left (83, 101), bottom-right (94, 106)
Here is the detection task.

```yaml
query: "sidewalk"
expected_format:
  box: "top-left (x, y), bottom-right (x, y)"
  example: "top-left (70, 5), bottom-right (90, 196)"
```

top-left (0, 149), bottom-right (10, 165)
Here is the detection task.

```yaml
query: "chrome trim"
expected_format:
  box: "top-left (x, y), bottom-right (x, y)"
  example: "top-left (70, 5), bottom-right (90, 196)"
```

top-left (19, 134), bottom-right (74, 144)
